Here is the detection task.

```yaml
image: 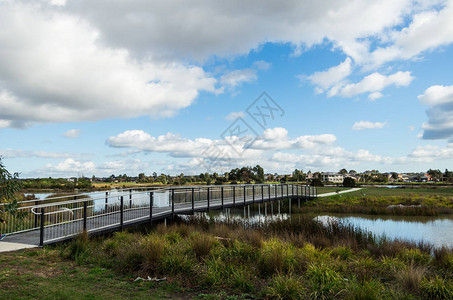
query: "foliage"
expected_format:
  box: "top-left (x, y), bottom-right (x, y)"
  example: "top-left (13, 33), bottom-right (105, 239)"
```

top-left (343, 177), bottom-right (356, 187)
top-left (0, 157), bottom-right (21, 205)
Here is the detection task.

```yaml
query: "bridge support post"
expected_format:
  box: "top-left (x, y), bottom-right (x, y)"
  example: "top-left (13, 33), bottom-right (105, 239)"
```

top-left (261, 185), bottom-right (264, 203)
top-left (105, 192), bottom-right (108, 212)
top-left (171, 189), bottom-right (175, 217)
top-left (207, 187), bottom-right (210, 211)
top-left (268, 185), bottom-right (271, 202)
top-left (149, 192), bottom-right (153, 225)
top-left (233, 186), bottom-right (236, 207)
top-left (83, 201), bottom-right (87, 231)
top-left (120, 196), bottom-right (124, 231)
top-left (191, 188), bottom-right (195, 213)
top-left (221, 187), bottom-right (224, 210)
top-left (39, 208), bottom-right (45, 247)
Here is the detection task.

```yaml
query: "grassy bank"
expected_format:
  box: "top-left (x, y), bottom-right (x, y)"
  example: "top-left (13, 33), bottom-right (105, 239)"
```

top-left (27, 217), bottom-right (451, 299)
top-left (308, 187), bottom-right (453, 216)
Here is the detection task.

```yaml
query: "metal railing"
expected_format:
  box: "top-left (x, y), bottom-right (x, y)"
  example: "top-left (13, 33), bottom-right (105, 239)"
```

top-left (0, 184), bottom-right (316, 245)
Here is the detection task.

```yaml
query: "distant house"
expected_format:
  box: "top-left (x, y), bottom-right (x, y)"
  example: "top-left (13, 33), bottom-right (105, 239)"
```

top-left (321, 172), bottom-right (344, 183)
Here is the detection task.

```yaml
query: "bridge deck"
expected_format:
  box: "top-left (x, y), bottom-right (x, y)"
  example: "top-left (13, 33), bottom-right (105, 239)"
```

top-left (0, 184), bottom-right (316, 246)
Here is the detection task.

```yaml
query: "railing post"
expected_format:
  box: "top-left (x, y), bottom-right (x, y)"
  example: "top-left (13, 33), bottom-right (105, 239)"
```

top-left (221, 186), bottom-right (224, 210)
top-left (34, 200), bottom-right (39, 228)
top-left (261, 185), bottom-right (264, 203)
top-left (171, 189), bottom-right (175, 217)
top-left (207, 187), bottom-right (210, 211)
top-left (252, 185), bottom-right (255, 204)
top-left (268, 184), bottom-right (271, 201)
top-left (233, 186), bottom-right (236, 207)
top-left (120, 196), bottom-right (124, 230)
top-left (83, 201), bottom-right (87, 231)
top-left (191, 188), bottom-right (195, 213)
top-left (243, 186), bottom-right (246, 205)
top-left (287, 184), bottom-right (289, 198)
top-left (39, 208), bottom-right (45, 247)
top-left (281, 184), bottom-right (284, 199)
top-left (105, 191), bottom-right (108, 212)
top-left (129, 189), bottom-right (132, 209)
top-left (275, 185), bottom-right (277, 199)
top-left (149, 192), bottom-right (153, 225)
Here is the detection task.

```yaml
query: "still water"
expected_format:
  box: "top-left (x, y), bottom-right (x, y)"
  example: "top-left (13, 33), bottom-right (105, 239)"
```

top-left (204, 203), bottom-right (453, 248)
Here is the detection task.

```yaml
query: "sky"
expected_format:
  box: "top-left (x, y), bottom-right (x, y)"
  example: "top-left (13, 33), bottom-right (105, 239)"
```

top-left (0, 0), bottom-right (453, 178)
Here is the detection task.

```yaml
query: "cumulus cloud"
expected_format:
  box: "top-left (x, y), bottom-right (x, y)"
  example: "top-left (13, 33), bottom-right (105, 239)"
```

top-left (1, 1), bottom-right (452, 128)
top-left (225, 111), bottom-right (246, 121)
top-left (352, 121), bottom-right (387, 130)
top-left (106, 128), bottom-right (337, 160)
top-left (328, 71), bottom-right (414, 98)
top-left (418, 85), bottom-right (453, 140)
top-left (0, 149), bottom-right (84, 159)
top-left (367, 1), bottom-right (453, 68)
top-left (305, 57), bottom-right (352, 90)
top-left (63, 129), bottom-right (81, 138)
top-left (0, 1), bottom-right (218, 128)
top-left (220, 69), bottom-right (257, 89)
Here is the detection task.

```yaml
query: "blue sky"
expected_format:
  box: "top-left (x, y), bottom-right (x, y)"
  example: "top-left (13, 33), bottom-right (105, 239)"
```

top-left (1, 0), bottom-right (453, 178)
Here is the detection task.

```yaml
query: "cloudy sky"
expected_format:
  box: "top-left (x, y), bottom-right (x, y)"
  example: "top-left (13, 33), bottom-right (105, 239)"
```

top-left (1, 0), bottom-right (453, 178)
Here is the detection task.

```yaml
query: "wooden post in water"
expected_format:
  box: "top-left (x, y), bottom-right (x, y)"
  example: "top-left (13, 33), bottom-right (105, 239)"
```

top-left (221, 186), bottom-right (224, 210)
top-left (233, 186), bottom-right (236, 207)
top-left (207, 187), bottom-right (210, 211)
top-left (149, 192), bottom-right (153, 225)
top-left (191, 188), bottom-right (195, 213)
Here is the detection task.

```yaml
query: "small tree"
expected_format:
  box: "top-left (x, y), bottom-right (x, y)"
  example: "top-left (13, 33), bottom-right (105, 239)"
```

top-left (0, 158), bottom-right (21, 222)
top-left (0, 158), bottom-right (20, 204)
top-left (310, 178), bottom-right (324, 187)
top-left (343, 177), bottom-right (356, 188)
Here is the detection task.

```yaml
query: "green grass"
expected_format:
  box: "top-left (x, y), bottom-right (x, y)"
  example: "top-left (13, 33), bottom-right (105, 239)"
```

top-left (0, 248), bottom-right (184, 299)
top-left (303, 187), bottom-right (453, 216)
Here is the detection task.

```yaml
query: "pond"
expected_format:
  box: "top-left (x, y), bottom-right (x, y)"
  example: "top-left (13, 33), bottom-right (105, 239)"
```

top-left (202, 201), bottom-right (453, 248)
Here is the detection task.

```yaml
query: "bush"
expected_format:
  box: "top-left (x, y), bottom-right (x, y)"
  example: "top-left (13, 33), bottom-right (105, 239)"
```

top-left (310, 178), bottom-right (324, 187)
top-left (191, 233), bottom-right (216, 259)
top-left (266, 274), bottom-right (304, 299)
top-left (343, 177), bottom-right (356, 188)
top-left (421, 276), bottom-right (453, 299)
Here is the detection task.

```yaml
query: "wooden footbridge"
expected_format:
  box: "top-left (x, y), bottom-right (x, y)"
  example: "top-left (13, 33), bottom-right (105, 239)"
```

top-left (0, 184), bottom-right (316, 246)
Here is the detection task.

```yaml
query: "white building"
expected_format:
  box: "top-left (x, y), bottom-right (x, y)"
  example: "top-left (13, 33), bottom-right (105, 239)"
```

top-left (321, 172), bottom-right (344, 183)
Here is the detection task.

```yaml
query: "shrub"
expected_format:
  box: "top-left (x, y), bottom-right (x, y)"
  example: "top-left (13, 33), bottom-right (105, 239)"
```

top-left (347, 277), bottom-right (384, 300)
top-left (306, 262), bottom-right (345, 299)
top-left (141, 234), bottom-right (167, 273)
top-left (259, 239), bottom-right (296, 276)
top-left (266, 273), bottom-right (304, 300)
top-left (191, 233), bottom-right (216, 259)
top-left (421, 276), bottom-right (453, 299)
top-left (395, 263), bottom-right (426, 293)
top-left (343, 177), bottom-right (356, 188)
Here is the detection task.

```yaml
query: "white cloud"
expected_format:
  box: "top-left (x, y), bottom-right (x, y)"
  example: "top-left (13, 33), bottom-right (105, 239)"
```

top-left (106, 128), bottom-right (337, 160)
top-left (352, 121), bottom-right (387, 130)
top-left (367, 1), bottom-right (453, 68)
top-left (0, 149), bottom-right (84, 159)
top-left (328, 71), bottom-right (414, 98)
top-left (63, 129), bottom-right (80, 138)
top-left (253, 61), bottom-right (271, 71)
top-left (418, 85), bottom-right (453, 140)
top-left (220, 69), bottom-right (257, 89)
top-left (225, 111), bottom-right (246, 121)
top-left (305, 57), bottom-right (352, 90)
top-left (0, 2), bottom-right (218, 128)
top-left (368, 92), bottom-right (383, 101)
